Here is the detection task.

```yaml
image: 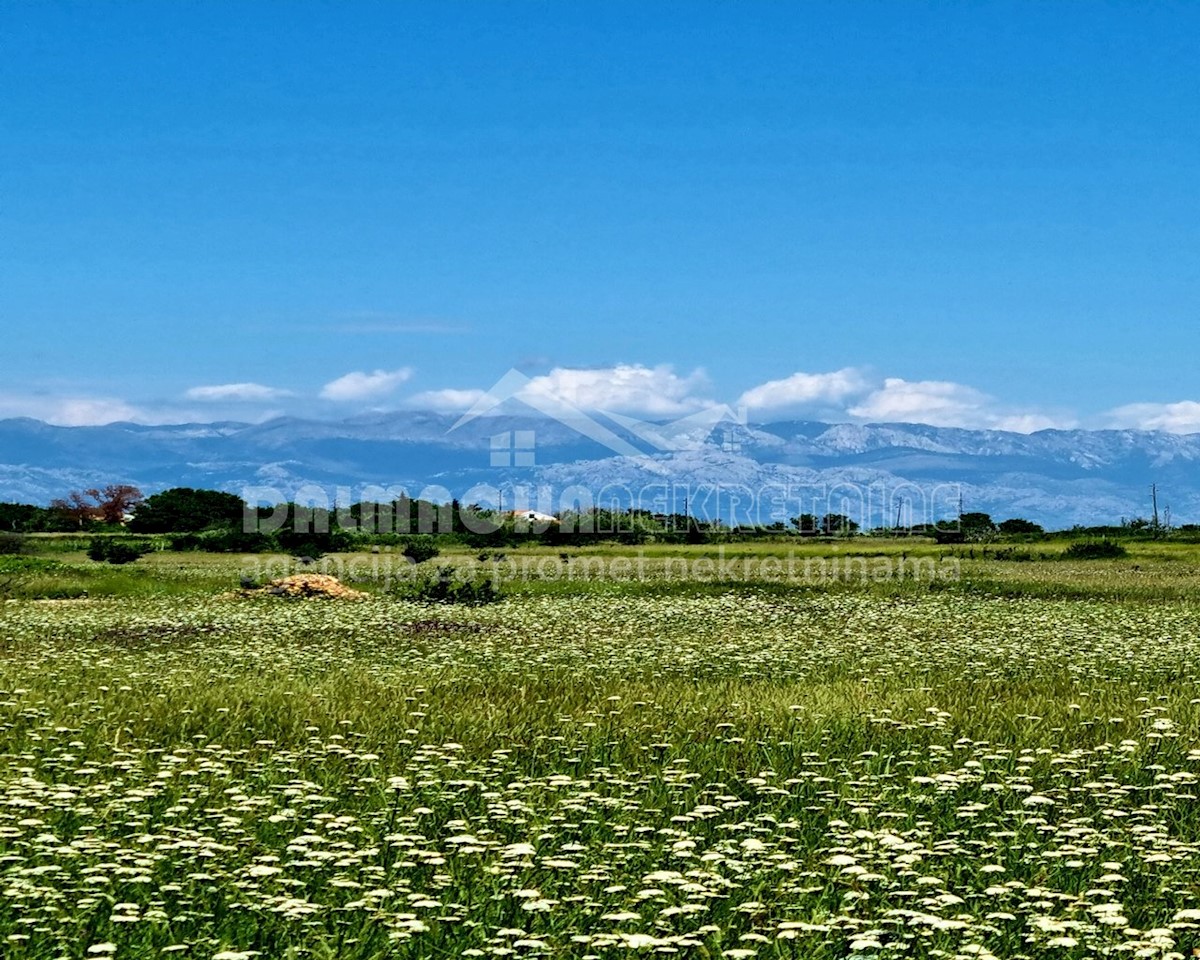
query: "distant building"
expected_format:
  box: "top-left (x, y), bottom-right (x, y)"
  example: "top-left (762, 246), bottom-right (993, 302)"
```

top-left (506, 510), bottom-right (559, 526)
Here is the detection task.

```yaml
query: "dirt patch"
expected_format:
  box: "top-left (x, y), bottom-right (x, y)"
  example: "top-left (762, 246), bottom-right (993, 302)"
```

top-left (243, 574), bottom-right (370, 600)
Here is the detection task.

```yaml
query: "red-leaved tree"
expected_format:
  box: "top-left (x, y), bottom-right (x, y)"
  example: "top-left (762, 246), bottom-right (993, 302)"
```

top-left (51, 485), bottom-right (144, 527)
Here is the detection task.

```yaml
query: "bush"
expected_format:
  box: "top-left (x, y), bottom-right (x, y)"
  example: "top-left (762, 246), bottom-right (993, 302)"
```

top-left (0, 556), bottom-right (64, 574)
top-left (169, 533), bottom-right (202, 551)
top-left (397, 565), bottom-right (502, 606)
top-left (87, 538), bottom-right (150, 564)
top-left (988, 546), bottom-right (1036, 562)
top-left (999, 518), bottom-right (1044, 536)
top-left (1063, 539), bottom-right (1128, 560)
top-left (275, 528), bottom-right (354, 559)
top-left (0, 533), bottom-right (26, 555)
top-left (170, 526), bottom-right (279, 553)
top-left (402, 535), bottom-right (441, 564)
top-left (197, 526), bottom-right (276, 553)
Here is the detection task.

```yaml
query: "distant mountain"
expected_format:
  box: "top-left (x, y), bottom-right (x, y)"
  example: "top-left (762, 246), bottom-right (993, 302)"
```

top-left (1, 414), bottom-right (1195, 528)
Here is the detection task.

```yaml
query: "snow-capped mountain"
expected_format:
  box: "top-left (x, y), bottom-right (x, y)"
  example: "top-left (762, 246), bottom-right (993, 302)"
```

top-left (0, 414), bottom-right (1195, 528)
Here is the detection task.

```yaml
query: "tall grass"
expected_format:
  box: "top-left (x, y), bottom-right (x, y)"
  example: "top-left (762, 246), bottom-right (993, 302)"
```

top-left (1, 543), bottom-right (1200, 955)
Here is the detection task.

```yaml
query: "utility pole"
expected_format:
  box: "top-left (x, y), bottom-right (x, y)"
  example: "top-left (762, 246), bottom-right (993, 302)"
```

top-left (1151, 483), bottom-right (1160, 529)
top-left (894, 499), bottom-right (904, 533)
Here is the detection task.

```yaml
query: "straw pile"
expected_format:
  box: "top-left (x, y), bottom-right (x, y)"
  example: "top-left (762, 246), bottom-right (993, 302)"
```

top-left (246, 574), bottom-right (368, 600)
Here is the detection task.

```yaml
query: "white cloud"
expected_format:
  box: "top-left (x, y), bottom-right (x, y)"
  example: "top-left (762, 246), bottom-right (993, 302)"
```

top-left (1106, 401), bottom-right (1200, 434)
top-left (0, 390), bottom-right (296, 426)
top-left (0, 393), bottom-right (151, 426)
top-left (738, 368), bottom-right (869, 412)
top-left (185, 382), bottom-right (291, 402)
top-left (848, 378), bottom-right (1072, 433)
top-left (519, 364), bottom-right (711, 416)
top-left (403, 364), bottom-right (712, 418)
top-left (49, 398), bottom-right (148, 426)
top-left (406, 388), bottom-right (487, 412)
top-left (991, 412), bottom-right (1067, 433)
top-left (320, 368), bottom-right (413, 402)
top-left (849, 378), bottom-right (991, 427)
top-left (410, 366), bottom-right (1075, 431)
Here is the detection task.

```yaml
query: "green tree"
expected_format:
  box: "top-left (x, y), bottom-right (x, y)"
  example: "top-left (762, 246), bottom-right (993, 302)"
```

top-left (998, 518), bottom-right (1043, 535)
top-left (129, 488), bottom-right (246, 533)
top-left (821, 513), bottom-right (859, 535)
top-left (790, 514), bottom-right (819, 535)
top-left (0, 503), bottom-right (58, 532)
top-left (960, 512), bottom-right (996, 533)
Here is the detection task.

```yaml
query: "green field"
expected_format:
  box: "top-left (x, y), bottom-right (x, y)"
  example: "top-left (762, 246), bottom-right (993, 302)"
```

top-left (3, 542), bottom-right (1200, 958)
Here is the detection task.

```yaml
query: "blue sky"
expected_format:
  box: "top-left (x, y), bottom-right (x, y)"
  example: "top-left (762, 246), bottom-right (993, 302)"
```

top-left (3, 1), bottom-right (1198, 431)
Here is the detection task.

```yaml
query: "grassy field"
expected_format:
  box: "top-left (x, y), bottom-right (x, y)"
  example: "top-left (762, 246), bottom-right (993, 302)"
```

top-left (3, 542), bottom-right (1200, 958)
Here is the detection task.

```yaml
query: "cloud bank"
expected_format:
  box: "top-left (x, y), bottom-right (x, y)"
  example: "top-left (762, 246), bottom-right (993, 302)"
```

top-left (737, 368), bottom-right (869, 414)
top-left (520, 365), bottom-right (711, 417)
top-left (185, 383), bottom-right (291, 402)
top-left (848, 378), bottom-right (1071, 432)
top-left (1106, 401), bottom-right (1200, 434)
top-left (397, 365), bottom-right (1076, 433)
top-left (9, 362), bottom-right (1200, 436)
top-left (320, 368), bottom-right (413, 402)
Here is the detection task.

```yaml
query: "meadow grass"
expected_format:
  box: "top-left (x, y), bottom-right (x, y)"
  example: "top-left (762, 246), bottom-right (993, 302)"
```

top-left (2, 543), bottom-right (1200, 957)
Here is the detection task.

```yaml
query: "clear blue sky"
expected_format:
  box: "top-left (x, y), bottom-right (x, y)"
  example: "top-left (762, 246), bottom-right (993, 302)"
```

top-left (3, 1), bottom-right (1198, 430)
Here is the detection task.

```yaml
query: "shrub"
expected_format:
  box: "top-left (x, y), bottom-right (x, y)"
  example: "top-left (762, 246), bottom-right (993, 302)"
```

top-left (1063, 539), bottom-right (1128, 560)
top-left (198, 526), bottom-right (275, 553)
top-left (105, 541), bottom-right (148, 565)
top-left (397, 565), bottom-right (502, 606)
top-left (402, 535), bottom-right (441, 564)
top-left (0, 533), bottom-right (26, 555)
top-left (989, 546), bottom-right (1035, 562)
top-left (999, 518), bottom-right (1044, 536)
top-left (169, 526), bottom-right (275, 553)
top-left (0, 556), bottom-right (64, 574)
top-left (275, 528), bottom-right (354, 559)
top-left (170, 533), bottom-right (202, 551)
top-left (87, 538), bottom-right (150, 564)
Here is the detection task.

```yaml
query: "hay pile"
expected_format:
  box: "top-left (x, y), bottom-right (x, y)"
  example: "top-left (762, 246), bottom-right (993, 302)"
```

top-left (246, 574), bottom-right (368, 600)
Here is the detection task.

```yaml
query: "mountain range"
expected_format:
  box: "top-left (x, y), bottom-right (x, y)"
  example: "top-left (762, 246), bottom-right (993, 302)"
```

top-left (0, 413), bottom-right (1194, 529)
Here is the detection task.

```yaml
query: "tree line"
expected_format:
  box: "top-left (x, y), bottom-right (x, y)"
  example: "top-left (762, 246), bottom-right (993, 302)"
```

top-left (3, 486), bottom-right (1194, 556)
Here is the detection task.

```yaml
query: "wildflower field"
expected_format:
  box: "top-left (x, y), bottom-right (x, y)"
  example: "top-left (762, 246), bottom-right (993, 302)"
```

top-left (3, 543), bottom-right (1200, 958)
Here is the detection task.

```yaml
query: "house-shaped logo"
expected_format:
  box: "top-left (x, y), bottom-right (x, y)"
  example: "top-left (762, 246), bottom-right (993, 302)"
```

top-left (448, 368), bottom-right (745, 465)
